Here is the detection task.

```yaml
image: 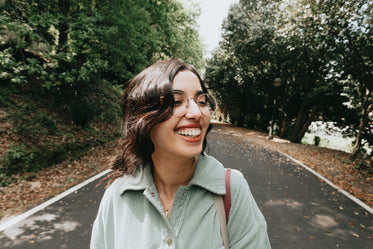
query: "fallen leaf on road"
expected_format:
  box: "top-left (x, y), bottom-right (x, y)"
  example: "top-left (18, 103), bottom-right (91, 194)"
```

top-left (325, 230), bottom-right (331, 233)
top-left (352, 233), bottom-right (359, 238)
top-left (309, 236), bottom-right (316, 239)
top-left (304, 216), bottom-right (310, 219)
top-left (349, 222), bottom-right (355, 226)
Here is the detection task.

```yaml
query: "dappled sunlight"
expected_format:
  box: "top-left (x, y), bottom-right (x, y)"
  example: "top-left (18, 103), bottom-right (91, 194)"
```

top-left (264, 198), bottom-right (304, 210)
top-left (310, 214), bottom-right (338, 229)
top-left (53, 220), bottom-right (80, 232)
top-left (0, 212), bottom-right (81, 248)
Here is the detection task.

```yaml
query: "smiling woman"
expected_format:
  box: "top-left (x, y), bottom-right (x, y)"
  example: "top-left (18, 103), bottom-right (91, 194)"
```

top-left (90, 58), bottom-right (271, 249)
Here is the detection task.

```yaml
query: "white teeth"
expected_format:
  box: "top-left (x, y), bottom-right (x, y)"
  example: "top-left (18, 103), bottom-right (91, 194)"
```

top-left (177, 128), bottom-right (201, 137)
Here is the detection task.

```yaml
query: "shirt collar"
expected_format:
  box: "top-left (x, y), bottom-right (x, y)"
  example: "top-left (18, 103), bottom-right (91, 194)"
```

top-left (189, 154), bottom-right (226, 195)
top-left (118, 154), bottom-right (226, 196)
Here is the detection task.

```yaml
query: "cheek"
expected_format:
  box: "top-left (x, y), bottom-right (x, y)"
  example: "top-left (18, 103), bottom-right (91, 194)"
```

top-left (202, 117), bottom-right (211, 132)
top-left (150, 119), bottom-right (177, 142)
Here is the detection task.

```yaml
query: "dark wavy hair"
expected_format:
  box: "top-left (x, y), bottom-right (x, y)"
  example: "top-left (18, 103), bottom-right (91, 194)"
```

top-left (105, 59), bottom-right (213, 185)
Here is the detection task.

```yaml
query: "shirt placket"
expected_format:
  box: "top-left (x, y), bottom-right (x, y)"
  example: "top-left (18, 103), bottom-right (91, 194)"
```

top-left (144, 186), bottom-right (177, 249)
top-left (144, 185), bottom-right (192, 249)
top-left (168, 186), bottom-right (192, 241)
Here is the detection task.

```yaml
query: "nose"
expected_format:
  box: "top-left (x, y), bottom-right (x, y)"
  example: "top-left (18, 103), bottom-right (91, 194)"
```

top-left (185, 99), bottom-right (202, 119)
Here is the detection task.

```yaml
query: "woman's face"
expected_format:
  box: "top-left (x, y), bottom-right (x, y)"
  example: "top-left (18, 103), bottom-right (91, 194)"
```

top-left (150, 70), bottom-right (211, 160)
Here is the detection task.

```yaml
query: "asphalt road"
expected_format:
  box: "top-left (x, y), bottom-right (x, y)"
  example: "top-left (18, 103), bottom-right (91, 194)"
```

top-left (0, 124), bottom-right (372, 248)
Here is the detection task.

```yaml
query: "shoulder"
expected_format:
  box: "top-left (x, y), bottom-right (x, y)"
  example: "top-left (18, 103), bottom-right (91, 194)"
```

top-left (198, 154), bottom-right (225, 169)
top-left (100, 165), bottom-right (150, 204)
top-left (192, 154), bottom-right (226, 194)
top-left (228, 169), bottom-right (249, 193)
top-left (228, 169), bottom-right (258, 211)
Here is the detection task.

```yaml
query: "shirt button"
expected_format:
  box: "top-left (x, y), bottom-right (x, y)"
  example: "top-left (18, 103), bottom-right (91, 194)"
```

top-left (151, 193), bottom-right (155, 197)
top-left (183, 192), bottom-right (186, 196)
top-left (167, 237), bottom-right (172, 245)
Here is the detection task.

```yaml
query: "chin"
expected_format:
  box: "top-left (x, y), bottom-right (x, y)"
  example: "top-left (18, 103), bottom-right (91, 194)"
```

top-left (181, 146), bottom-right (203, 158)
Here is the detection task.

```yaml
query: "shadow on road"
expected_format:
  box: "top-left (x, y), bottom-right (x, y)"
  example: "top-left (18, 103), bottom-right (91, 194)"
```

top-left (0, 123), bottom-right (372, 249)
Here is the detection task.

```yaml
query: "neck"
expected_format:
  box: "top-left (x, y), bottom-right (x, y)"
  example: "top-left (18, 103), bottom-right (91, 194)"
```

top-left (152, 154), bottom-right (197, 198)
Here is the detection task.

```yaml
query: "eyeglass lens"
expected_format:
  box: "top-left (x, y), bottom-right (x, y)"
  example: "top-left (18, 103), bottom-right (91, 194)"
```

top-left (173, 93), bottom-right (216, 117)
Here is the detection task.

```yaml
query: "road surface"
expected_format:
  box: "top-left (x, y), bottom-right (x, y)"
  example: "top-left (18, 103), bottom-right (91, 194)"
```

top-left (0, 124), bottom-right (372, 248)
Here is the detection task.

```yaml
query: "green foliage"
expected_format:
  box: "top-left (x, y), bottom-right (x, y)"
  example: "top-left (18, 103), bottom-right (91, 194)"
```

top-left (314, 136), bottom-right (321, 146)
top-left (0, 173), bottom-right (14, 187)
top-left (206, 0), bottom-right (371, 152)
top-left (10, 101), bottom-right (57, 138)
top-left (0, 0), bottom-right (204, 180)
top-left (68, 96), bottom-right (96, 128)
top-left (1, 0), bottom-right (204, 127)
top-left (2, 144), bottom-right (35, 176)
top-left (94, 83), bottom-right (122, 123)
top-left (355, 155), bottom-right (373, 174)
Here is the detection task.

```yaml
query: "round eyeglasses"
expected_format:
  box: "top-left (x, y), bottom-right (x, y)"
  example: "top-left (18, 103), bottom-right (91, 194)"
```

top-left (172, 92), bottom-right (217, 117)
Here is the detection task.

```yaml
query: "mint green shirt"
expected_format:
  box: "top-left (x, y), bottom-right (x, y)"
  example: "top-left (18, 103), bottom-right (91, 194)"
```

top-left (90, 154), bottom-right (271, 249)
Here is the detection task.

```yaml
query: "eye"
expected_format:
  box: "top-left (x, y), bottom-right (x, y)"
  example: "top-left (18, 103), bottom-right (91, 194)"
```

top-left (173, 95), bottom-right (185, 106)
top-left (174, 100), bottom-right (183, 106)
top-left (197, 95), bottom-right (207, 106)
top-left (198, 100), bottom-right (207, 106)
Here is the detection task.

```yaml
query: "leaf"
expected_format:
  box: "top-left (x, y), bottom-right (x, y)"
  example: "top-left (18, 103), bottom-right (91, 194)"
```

top-left (352, 233), bottom-right (359, 238)
top-left (309, 236), bottom-right (316, 239)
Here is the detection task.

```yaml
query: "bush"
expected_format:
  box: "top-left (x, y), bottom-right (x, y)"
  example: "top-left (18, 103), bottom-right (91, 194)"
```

top-left (314, 136), bottom-right (321, 146)
top-left (68, 96), bottom-right (96, 128)
top-left (10, 102), bottom-right (57, 138)
top-left (2, 144), bottom-right (35, 176)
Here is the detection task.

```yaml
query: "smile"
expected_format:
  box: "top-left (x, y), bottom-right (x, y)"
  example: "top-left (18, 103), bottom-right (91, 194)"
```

top-left (177, 128), bottom-right (201, 138)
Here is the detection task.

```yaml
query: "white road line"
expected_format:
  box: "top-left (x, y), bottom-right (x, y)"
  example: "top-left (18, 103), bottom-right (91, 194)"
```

top-left (278, 151), bottom-right (373, 215)
top-left (0, 169), bottom-right (112, 232)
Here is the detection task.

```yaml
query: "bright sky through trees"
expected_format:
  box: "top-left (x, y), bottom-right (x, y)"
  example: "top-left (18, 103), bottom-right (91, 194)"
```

top-left (195, 0), bottom-right (238, 57)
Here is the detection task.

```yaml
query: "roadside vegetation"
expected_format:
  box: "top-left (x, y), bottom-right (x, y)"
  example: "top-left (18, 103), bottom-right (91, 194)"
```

top-left (0, 0), bottom-right (372, 220)
top-left (0, 0), bottom-right (372, 206)
top-left (205, 0), bottom-right (372, 167)
top-left (0, 0), bottom-right (204, 187)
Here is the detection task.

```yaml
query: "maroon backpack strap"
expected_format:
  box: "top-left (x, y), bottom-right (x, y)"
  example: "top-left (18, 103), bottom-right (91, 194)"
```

top-left (223, 168), bottom-right (231, 224)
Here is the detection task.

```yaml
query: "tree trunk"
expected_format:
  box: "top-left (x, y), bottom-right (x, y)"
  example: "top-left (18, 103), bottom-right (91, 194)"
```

top-left (58, 0), bottom-right (70, 49)
top-left (350, 101), bottom-right (373, 160)
top-left (296, 106), bottom-right (320, 143)
top-left (290, 102), bottom-right (308, 143)
top-left (291, 103), bottom-right (320, 143)
top-left (279, 114), bottom-right (291, 138)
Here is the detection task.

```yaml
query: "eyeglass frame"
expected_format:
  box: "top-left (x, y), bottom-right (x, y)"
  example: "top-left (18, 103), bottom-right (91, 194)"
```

top-left (170, 90), bottom-right (217, 117)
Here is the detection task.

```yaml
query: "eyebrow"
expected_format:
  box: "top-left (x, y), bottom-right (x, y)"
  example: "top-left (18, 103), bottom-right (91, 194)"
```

top-left (172, 89), bottom-right (205, 95)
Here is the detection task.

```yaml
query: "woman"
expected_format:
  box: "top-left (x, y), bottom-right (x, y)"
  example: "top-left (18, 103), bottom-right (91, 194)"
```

top-left (90, 59), bottom-right (271, 248)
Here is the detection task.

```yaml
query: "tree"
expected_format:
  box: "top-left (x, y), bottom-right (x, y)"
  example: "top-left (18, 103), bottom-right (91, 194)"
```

top-left (0, 0), bottom-right (204, 126)
top-left (324, 0), bottom-right (373, 158)
top-left (206, 0), bottom-right (365, 147)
